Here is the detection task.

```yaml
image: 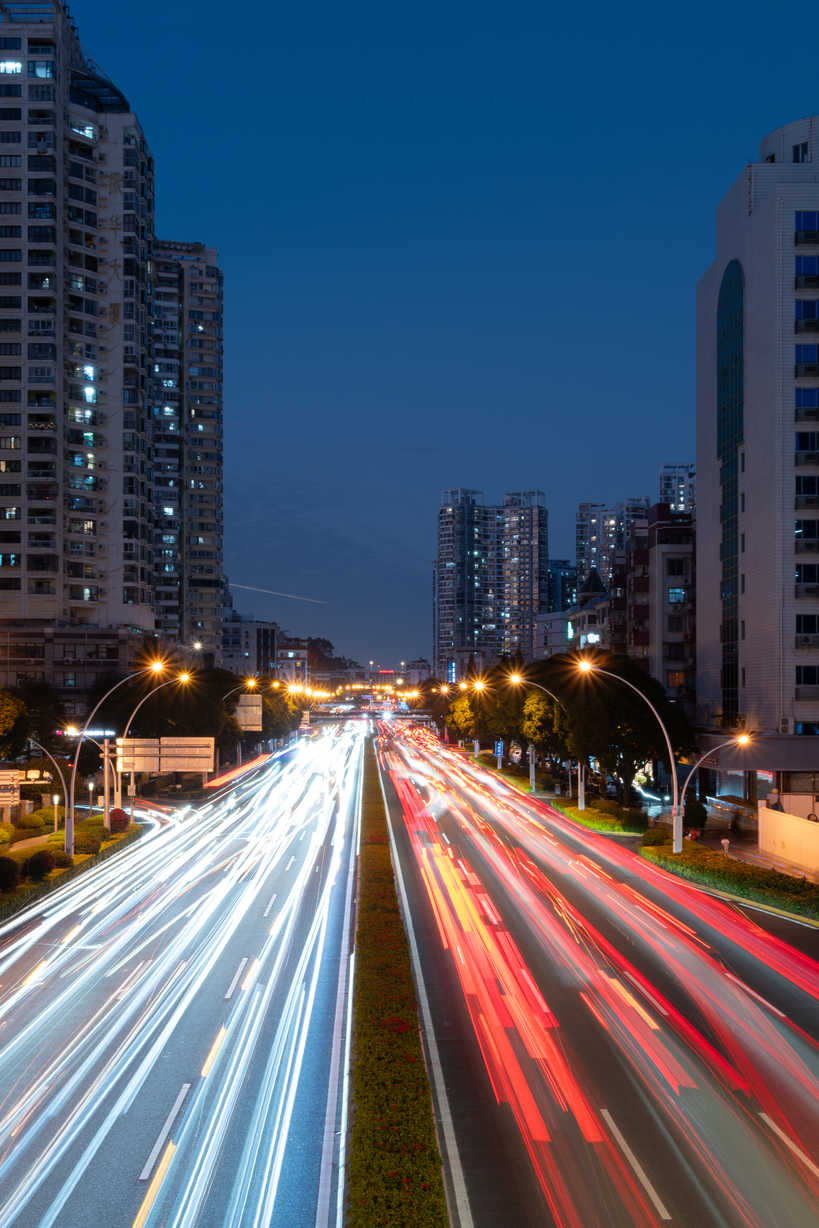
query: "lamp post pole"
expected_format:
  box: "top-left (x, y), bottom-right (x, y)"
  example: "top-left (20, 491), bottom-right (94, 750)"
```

top-left (579, 662), bottom-right (680, 851)
top-left (116, 674), bottom-right (189, 808)
top-left (27, 737), bottom-right (68, 830)
top-left (67, 664), bottom-right (163, 857)
top-left (679, 737), bottom-right (750, 826)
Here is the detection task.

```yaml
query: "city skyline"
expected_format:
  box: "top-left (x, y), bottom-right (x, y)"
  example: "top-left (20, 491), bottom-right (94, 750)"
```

top-left (65, 0), bottom-right (819, 661)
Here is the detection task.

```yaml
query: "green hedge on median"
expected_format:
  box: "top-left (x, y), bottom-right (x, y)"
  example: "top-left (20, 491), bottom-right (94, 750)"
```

top-left (548, 799), bottom-right (647, 835)
top-left (347, 741), bottom-right (448, 1228)
top-left (640, 841), bottom-right (819, 919)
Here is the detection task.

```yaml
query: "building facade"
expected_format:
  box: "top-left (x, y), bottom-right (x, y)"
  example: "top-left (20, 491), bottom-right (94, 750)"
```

top-left (546, 558), bottom-right (577, 613)
top-left (645, 504), bottom-right (695, 715)
top-left (222, 609), bottom-right (278, 677)
top-left (697, 116), bottom-right (819, 788)
top-left (433, 488), bottom-right (548, 678)
top-left (152, 240), bottom-right (223, 657)
top-left (0, 1), bottom-right (156, 628)
top-left (575, 497), bottom-right (649, 588)
top-left (659, 463), bottom-right (696, 515)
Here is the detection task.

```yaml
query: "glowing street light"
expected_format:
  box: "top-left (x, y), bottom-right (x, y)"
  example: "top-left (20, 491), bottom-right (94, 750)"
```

top-left (678, 734), bottom-right (752, 827)
top-left (577, 658), bottom-right (683, 851)
top-left (67, 660), bottom-right (166, 857)
top-left (472, 679), bottom-right (486, 692)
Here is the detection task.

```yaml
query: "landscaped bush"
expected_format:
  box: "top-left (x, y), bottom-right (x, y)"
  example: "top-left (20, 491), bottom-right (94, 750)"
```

top-left (25, 850), bottom-right (55, 881)
top-left (109, 809), bottom-right (129, 833)
top-left (348, 743), bottom-right (447, 1227)
top-left (550, 800), bottom-right (646, 834)
top-left (641, 826), bottom-right (668, 846)
top-left (0, 821), bottom-right (13, 843)
top-left (641, 841), bottom-right (819, 918)
top-left (0, 856), bottom-right (20, 892)
top-left (683, 797), bottom-right (708, 831)
top-left (73, 833), bottom-right (102, 855)
top-left (13, 812), bottom-right (46, 832)
top-left (52, 849), bottom-right (74, 868)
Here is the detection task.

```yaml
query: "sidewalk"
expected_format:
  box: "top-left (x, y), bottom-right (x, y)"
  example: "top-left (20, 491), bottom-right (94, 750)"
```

top-left (701, 835), bottom-right (819, 884)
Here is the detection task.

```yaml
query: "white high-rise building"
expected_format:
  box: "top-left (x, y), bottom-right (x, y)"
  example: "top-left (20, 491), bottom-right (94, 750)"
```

top-left (697, 116), bottom-right (819, 798)
top-left (659, 463), bottom-right (695, 514)
top-left (0, 1), bottom-right (156, 629)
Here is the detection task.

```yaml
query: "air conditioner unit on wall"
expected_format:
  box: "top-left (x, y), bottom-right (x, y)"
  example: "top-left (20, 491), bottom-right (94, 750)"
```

top-left (781, 717), bottom-right (791, 734)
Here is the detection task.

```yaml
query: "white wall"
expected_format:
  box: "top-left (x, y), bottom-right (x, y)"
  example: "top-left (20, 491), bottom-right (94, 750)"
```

top-left (758, 803), bottom-right (819, 872)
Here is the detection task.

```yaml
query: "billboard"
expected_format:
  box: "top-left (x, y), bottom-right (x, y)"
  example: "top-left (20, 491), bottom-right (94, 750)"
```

top-left (0, 769), bottom-right (21, 806)
top-left (236, 694), bottom-right (263, 732)
top-left (116, 738), bottom-right (160, 773)
top-left (116, 737), bottom-right (214, 774)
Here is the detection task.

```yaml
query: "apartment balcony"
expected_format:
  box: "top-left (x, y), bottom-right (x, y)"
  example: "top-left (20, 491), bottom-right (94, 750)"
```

top-left (795, 495), bottom-right (819, 509)
top-left (795, 230), bottom-right (819, 244)
top-left (796, 583), bottom-right (819, 597)
top-left (796, 320), bottom-right (819, 333)
top-left (796, 275), bottom-right (819, 289)
top-left (795, 451), bottom-right (819, 465)
top-left (796, 408), bottom-right (819, 422)
top-left (795, 539), bottom-right (819, 552)
top-left (795, 634), bottom-right (819, 648)
top-left (795, 686), bottom-right (819, 701)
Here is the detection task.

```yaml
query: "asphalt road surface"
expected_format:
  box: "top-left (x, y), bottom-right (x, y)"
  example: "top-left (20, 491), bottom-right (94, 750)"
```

top-left (379, 722), bottom-right (819, 1228)
top-left (0, 722), bottom-right (365, 1228)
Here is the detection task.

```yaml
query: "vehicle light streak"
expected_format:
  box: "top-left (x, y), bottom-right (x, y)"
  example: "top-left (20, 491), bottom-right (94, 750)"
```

top-left (382, 723), bottom-right (819, 1226)
top-left (0, 724), bottom-right (364, 1227)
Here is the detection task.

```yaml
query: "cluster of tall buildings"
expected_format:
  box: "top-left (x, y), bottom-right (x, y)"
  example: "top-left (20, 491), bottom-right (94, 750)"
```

top-left (0, 2), bottom-right (223, 702)
top-left (433, 467), bottom-right (694, 685)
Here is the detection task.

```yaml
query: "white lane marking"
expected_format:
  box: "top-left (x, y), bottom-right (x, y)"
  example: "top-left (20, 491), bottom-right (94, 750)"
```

top-left (139, 1083), bottom-right (190, 1181)
top-left (377, 757), bottom-right (474, 1228)
top-left (299, 829), bottom-right (306, 841)
top-left (263, 892), bottom-right (277, 918)
top-left (759, 1112), bottom-right (819, 1180)
top-left (285, 855), bottom-right (295, 871)
top-left (724, 973), bottom-right (786, 1019)
top-left (224, 957), bottom-right (248, 1001)
top-left (115, 959), bottom-right (147, 1000)
top-left (600, 1109), bottom-right (671, 1220)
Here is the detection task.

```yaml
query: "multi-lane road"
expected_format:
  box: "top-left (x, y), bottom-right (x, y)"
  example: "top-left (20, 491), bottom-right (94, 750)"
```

top-left (0, 723), bottom-right (365, 1228)
top-left (379, 722), bottom-right (819, 1228)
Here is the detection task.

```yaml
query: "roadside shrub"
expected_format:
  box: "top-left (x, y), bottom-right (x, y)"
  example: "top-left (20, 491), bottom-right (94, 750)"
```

top-left (13, 812), bottom-right (45, 832)
top-left (109, 808), bottom-right (129, 833)
top-left (0, 820), bottom-right (13, 843)
top-left (641, 843), bottom-right (819, 918)
top-left (25, 850), bottom-right (55, 881)
top-left (641, 827), bottom-right (668, 846)
top-left (0, 856), bottom-right (20, 892)
top-left (684, 798), bottom-right (708, 830)
top-left (73, 833), bottom-right (101, 855)
top-left (52, 849), bottom-right (74, 869)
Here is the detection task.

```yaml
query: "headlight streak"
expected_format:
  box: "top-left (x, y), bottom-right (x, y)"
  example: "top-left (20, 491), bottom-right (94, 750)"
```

top-left (0, 725), bottom-right (365, 1227)
top-left (383, 724), bottom-right (819, 1225)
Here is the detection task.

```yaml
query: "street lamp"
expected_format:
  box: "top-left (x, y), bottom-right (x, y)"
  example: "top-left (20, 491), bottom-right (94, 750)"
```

top-left (679, 734), bottom-right (751, 827)
top-left (52, 792), bottom-right (60, 834)
top-left (67, 660), bottom-right (165, 857)
top-left (507, 673), bottom-right (570, 795)
top-left (115, 671), bottom-right (193, 809)
top-left (221, 677), bottom-right (258, 704)
top-left (87, 778), bottom-right (95, 816)
top-left (577, 658), bottom-right (682, 852)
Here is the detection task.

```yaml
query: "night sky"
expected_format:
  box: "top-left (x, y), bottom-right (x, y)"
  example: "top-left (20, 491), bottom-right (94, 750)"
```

top-left (77, 0), bottom-right (819, 665)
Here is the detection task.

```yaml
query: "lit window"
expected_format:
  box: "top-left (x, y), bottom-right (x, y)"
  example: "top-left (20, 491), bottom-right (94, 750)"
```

top-left (0, 62), bottom-right (22, 75)
top-left (82, 386), bottom-right (96, 404)
top-left (668, 587), bottom-right (686, 604)
top-left (82, 363), bottom-right (95, 381)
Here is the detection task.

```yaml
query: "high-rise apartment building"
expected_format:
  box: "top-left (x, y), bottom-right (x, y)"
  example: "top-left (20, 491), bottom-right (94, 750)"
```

top-left (433, 488), bottom-right (548, 678)
top-left (0, 1), bottom-right (155, 628)
top-left (697, 117), bottom-right (819, 792)
top-left (152, 240), bottom-right (223, 655)
top-left (499, 490), bottom-right (548, 659)
top-left (659, 463), bottom-right (696, 515)
top-left (575, 497), bottom-right (649, 588)
top-left (546, 558), bottom-right (577, 612)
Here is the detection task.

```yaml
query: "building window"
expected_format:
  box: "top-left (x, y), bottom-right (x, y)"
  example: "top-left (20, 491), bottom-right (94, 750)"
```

top-left (793, 142), bottom-right (809, 163)
top-left (796, 211), bottom-right (819, 232)
top-left (0, 62), bottom-right (22, 75)
top-left (796, 665), bottom-right (819, 685)
top-left (668, 587), bottom-right (686, 604)
top-left (27, 62), bottom-right (54, 79)
top-left (741, 668), bottom-right (746, 687)
top-left (795, 519), bottom-right (819, 539)
top-left (666, 557), bottom-right (686, 576)
top-left (797, 614), bottom-right (819, 633)
top-left (667, 670), bottom-right (685, 687)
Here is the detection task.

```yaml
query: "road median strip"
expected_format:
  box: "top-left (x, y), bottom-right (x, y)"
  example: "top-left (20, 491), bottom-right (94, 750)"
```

top-left (346, 739), bottom-right (448, 1227)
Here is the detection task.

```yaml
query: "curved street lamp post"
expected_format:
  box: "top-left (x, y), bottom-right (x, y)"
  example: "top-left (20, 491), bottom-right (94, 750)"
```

top-left (679, 735), bottom-right (751, 829)
top-left (66, 662), bottom-right (164, 857)
top-left (115, 672), bottom-right (191, 809)
top-left (577, 660), bottom-right (683, 851)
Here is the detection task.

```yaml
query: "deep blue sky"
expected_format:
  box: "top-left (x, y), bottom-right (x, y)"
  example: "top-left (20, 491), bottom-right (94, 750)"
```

top-left (78, 0), bottom-right (818, 664)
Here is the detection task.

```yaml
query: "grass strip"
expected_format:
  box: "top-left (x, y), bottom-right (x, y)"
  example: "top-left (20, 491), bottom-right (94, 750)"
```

top-left (0, 825), bottom-right (143, 923)
top-left (640, 841), bottom-right (819, 919)
top-left (347, 740), bottom-right (448, 1227)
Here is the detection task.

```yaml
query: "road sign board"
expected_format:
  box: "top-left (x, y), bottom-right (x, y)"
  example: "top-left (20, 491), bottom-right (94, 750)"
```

top-left (494, 740), bottom-right (504, 757)
top-left (116, 737), bottom-right (160, 773)
top-left (0, 768), bottom-right (21, 805)
top-left (236, 695), bottom-right (263, 732)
